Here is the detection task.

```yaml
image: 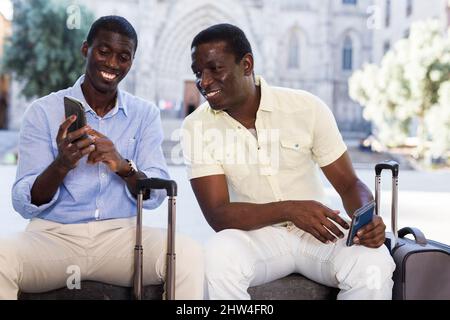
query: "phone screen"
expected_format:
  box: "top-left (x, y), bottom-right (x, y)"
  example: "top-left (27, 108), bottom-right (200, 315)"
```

top-left (346, 201), bottom-right (375, 246)
top-left (64, 96), bottom-right (88, 140)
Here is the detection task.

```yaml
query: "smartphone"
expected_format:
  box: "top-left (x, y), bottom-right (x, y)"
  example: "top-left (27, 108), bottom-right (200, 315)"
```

top-left (64, 96), bottom-right (88, 141)
top-left (346, 200), bottom-right (375, 246)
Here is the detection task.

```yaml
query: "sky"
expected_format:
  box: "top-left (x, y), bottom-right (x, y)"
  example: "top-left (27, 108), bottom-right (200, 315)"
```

top-left (0, 0), bottom-right (12, 20)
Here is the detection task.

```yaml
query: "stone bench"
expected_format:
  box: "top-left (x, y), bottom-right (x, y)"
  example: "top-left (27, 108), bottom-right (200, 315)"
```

top-left (19, 281), bottom-right (164, 300)
top-left (19, 274), bottom-right (338, 300)
top-left (248, 274), bottom-right (338, 300)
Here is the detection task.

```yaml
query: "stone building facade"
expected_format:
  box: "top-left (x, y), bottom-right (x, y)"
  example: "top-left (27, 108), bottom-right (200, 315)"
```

top-left (372, 0), bottom-right (450, 64)
top-left (10, 0), bottom-right (375, 133)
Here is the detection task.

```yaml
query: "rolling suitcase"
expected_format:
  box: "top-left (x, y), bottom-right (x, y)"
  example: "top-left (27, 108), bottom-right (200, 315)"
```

top-left (134, 177), bottom-right (177, 300)
top-left (375, 161), bottom-right (450, 300)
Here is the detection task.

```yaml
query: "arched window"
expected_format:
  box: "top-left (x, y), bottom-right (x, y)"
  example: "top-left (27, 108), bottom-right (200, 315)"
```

top-left (383, 40), bottom-right (391, 54)
top-left (287, 33), bottom-right (300, 69)
top-left (385, 0), bottom-right (391, 27)
top-left (406, 0), bottom-right (413, 17)
top-left (342, 36), bottom-right (353, 71)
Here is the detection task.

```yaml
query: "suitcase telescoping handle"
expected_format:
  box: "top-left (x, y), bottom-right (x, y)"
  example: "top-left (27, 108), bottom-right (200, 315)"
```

top-left (134, 178), bottom-right (177, 300)
top-left (375, 160), bottom-right (399, 247)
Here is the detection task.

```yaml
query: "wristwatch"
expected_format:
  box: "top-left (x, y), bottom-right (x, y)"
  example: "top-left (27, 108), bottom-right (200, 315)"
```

top-left (117, 159), bottom-right (137, 178)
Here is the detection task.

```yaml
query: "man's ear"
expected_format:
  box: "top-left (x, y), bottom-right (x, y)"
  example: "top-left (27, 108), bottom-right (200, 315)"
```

top-left (81, 41), bottom-right (89, 58)
top-left (241, 53), bottom-right (254, 77)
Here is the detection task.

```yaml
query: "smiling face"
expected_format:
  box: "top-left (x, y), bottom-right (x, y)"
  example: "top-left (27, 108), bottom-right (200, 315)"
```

top-left (81, 29), bottom-right (135, 95)
top-left (191, 41), bottom-right (252, 112)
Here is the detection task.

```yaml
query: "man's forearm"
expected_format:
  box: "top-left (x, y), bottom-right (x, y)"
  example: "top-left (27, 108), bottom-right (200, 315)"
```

top-left (204, 201), bottom-right (290, 232)
top-left (31, 160), bottom-right (69, 206)
top-left (341, 179), bottom-right (374, 219)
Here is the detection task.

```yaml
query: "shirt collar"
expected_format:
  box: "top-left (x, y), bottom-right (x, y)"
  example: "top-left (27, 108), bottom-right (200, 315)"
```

top-left (209, 75), bottom-right (274, 116)
top-left (255, 76), bottom-right (274, 112)
top-left (69, 75), bottom-right (128, 117)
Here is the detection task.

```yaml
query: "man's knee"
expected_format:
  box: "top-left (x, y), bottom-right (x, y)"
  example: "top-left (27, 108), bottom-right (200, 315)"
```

top-left (176, 235), bottom-right (204, 276)
top-left (0, 239), bottom-right (17, 263)
top-left (204, 229), bottom-right (252, 278)
top-left (337, 245), bottom-right (396, 289)
top-left (0, 239), bottom-right (19, 278)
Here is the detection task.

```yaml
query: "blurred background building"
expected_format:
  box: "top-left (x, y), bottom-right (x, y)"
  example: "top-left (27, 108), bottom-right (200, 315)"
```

top-left (372, 0), bottom-right (450, 63)
top-left (2, 0), bottom-right (450, 136)
top-left (5, 0), bottom-right (373, 135)
top-left (81, 0), bottom-right (374, 134)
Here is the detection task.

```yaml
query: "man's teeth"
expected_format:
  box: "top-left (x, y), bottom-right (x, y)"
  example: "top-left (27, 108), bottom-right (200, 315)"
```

top-left (206, 90), bottom-right (220, 98)
top-left (101, 71), bottom-right (117, 80)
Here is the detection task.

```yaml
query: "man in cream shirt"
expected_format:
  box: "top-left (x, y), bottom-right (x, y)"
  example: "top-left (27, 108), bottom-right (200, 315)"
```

top-left (182, 23), bottom-right (395, 300)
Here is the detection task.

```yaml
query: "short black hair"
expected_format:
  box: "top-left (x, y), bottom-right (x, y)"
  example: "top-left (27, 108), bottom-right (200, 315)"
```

top-left (86, 15), bottom-right (138, 51)
top-left (191, 23), bottom-right (252, 63)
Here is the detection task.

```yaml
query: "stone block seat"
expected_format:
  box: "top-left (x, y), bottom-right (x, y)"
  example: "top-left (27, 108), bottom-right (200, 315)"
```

top-left (248, 274), bottom-right (339, 300)
top-left (19, 281), bottom-right (164, 300)
top-left (19, 274), bottom-right (338, 300)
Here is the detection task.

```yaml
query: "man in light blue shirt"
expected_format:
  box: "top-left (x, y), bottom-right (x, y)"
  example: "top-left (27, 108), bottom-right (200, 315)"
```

top-left (12, 72), bottom-right (168, 223)
top-left (0, 15), bottom-right (203, 300)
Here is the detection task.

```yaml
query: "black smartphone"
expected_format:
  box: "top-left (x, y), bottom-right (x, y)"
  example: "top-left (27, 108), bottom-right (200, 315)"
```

top-left (346, 201), bottom-right (375, 246)
top-left (64, 96), bottom-right (88, 141)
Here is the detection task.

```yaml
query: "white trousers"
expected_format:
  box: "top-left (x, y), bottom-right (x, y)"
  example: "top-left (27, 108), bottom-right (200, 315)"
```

top-left (205, 225), bottom-right (396, 300)
top-left (0, 218), bottom-right (204, 300)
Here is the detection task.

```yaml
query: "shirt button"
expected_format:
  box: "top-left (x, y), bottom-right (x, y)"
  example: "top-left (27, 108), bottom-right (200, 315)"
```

top-left (101, 173), bottom-right (106, 178)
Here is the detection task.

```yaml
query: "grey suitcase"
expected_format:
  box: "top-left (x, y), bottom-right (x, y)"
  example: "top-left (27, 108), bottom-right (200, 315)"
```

top-left (375, 161), bottom-right (450, 300)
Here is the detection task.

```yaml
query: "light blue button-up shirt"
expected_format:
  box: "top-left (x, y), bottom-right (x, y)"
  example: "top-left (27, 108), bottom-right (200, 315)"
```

top-left (12, 75), bottom-right (170, 224)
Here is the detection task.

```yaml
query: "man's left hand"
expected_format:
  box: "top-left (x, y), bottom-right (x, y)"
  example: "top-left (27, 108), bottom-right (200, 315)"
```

top-left (86, 129), bottom-right (127, 173)
top-left (353, 215), bottom-right (386, 248)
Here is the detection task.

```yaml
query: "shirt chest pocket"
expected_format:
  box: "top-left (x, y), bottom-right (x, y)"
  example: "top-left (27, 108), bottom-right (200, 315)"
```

top-left (126, 137), bottom-right (137, 159)
top-left (117, 137), bottom-right (137, 160)
top-left (279, 138), bottom-right (312, 169)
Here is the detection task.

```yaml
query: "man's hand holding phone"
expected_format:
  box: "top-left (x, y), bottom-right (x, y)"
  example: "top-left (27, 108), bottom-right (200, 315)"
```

top-left (55, 115), bottom-right (95, 172)
top-left (352, 215), bottom-right (386, 248)
top-left (347, 201), bottom-right (386, 248)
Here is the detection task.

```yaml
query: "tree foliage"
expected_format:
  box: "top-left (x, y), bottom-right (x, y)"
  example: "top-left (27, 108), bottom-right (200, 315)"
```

top-left (349, 20), bottom-right (450, 162)
top-left (1, 0), bottom-right (94, 99)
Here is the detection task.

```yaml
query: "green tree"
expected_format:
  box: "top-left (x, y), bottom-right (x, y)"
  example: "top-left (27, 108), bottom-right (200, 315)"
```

top-left (349, 20), bottom-right (450, 163)
top-left (1, 0), bottom-right (94, 99)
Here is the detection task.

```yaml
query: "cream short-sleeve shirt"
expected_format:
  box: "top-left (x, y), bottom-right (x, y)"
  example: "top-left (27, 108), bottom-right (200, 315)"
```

top-left (181, 76), bottom-right (347, 210)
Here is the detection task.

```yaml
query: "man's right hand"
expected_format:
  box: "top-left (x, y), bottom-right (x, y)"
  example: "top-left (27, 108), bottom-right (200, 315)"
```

top-left (286, 200), bottom-right (350, 244)
top-left (55, 115), bottom-right (95, 171)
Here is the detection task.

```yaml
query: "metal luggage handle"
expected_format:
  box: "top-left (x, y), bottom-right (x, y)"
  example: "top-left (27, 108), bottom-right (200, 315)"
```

top-left (134, 178), bottom-right (177, 300)
top-left (375, 160), bottom-right (399, 244)
top-left (137, 178), bottom-right (177, 197)
top-left (375, 160), bottom-right (399, 177)
top-left (398, 227), bottom-right (428, 245)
